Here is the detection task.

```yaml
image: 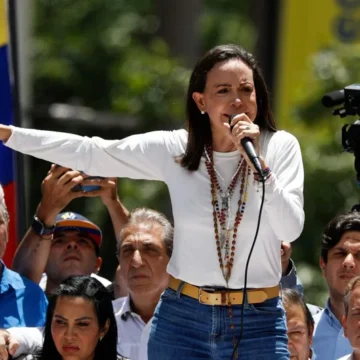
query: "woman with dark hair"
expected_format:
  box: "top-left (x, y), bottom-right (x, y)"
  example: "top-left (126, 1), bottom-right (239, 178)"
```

top-left (0, 44), bottom-right (304, 359)
top-left (40, 276), bottom-right (120, 360)
top-left (282, 289), bottom-right (315, 360)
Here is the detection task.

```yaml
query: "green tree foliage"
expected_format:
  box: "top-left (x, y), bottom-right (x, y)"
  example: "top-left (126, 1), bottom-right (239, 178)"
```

top-left (33, 0), bottom-right (190, 127)
top-left (200, 0), bottom-right (255, 52)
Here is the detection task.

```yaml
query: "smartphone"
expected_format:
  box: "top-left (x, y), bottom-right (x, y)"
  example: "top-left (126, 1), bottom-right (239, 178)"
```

top-left (71, 176), bottom-right (104, 192)
top-left (53, 165), bottom-right (103, 192)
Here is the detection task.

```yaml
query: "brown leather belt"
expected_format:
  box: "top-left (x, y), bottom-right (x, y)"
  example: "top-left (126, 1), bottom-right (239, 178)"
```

top-left (168, 276), bottom-right (280, 306)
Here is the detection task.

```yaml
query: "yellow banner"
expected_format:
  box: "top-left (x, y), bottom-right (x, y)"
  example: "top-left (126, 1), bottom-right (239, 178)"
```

top-left (275, 0), bottom-right (359, 127)
top-left (0, 0), bottom-right (8, 47)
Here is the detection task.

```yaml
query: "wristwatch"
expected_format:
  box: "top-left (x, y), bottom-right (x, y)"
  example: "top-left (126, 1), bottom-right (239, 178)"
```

top-left (31, 215), bottom-right (56, 236)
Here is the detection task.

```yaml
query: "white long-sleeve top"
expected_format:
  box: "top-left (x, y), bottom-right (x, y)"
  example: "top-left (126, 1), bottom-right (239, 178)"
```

top-left (5, 126), bottom-right (304, 288)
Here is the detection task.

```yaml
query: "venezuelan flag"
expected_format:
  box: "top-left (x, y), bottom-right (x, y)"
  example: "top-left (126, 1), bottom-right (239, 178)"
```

top-left (0, 0), bottom-right (18, 266)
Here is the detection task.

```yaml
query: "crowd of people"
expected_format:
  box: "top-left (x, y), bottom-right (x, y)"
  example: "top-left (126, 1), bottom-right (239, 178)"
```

top-left (0, 43), bottom-right (359, 359)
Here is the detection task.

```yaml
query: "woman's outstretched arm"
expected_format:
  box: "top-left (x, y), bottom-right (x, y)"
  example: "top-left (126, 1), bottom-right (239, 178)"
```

top-left (1, 125), bottom-right (185, 181)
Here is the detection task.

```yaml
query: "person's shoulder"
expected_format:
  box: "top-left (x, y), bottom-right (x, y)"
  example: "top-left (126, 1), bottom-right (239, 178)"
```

top-left (163, 128), bottom-right (187, 146)
top-left (264, 129), bottom-right (299, 146)
top-left (262, 130), bottom-right (301, 159)
top-left (144, 128), bottom-right (186, 141)
top-left (139, 128), bottom-right (187, 156)
top-left (20, 274), bottom-right (46, 295)
top-left (91, 273), bottom-right (111, 287)
top-left (159, 128), bottom-right (188, 156)
top-left (4, 267), bottom-right (44, 294)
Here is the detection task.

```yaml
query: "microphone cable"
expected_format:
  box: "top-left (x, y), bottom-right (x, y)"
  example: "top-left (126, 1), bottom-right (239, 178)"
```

top-left (231, 176), bottom-right (266, 359)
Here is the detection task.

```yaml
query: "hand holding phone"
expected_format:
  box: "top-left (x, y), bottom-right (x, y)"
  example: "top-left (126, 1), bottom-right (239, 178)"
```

top-left (52, 166), bottom-right (103, 192)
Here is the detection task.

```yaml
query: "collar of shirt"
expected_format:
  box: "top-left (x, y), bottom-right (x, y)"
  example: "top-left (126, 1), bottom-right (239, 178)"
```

top-left (338, 354), bottom-right (353, 360)
top-left (113, 295), bottom-right (145, 323)
top-left (323, 298), bottom-right (342, 330)
top-left (0, 261), bottom-right (26, 293)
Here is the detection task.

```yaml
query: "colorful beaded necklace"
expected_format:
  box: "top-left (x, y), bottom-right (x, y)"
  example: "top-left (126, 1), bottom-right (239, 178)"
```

top-left (204, 144), bottom-right (250, 360)
top-left (204, 144), bottom-right (250, 281)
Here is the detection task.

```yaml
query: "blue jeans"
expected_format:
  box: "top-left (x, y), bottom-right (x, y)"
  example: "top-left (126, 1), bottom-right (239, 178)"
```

top-left (148, 288), bottom-right (289, 360)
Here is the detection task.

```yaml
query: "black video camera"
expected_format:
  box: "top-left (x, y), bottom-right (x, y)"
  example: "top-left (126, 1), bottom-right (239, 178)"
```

top-left (322, 84), bottom-right (360, 159)
top-left (322, 84), bottom-right (360, 210)
top-left (322, 84), bottom-right (360, 117)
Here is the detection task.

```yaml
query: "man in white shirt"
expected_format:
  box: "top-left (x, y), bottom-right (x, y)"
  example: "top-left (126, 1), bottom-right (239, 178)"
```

top-left (338, 275), bottom-right (360, 360)
top-left (0, 207), bottom-right (172, 360)
top-left (112, 207), bottom-right (172, 358)
top-left (11, 165), bottom-right (129, 295)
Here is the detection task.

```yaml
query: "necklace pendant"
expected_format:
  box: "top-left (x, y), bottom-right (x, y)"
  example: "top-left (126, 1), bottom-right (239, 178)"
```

top-left (224, 238), bottom-right (230, 258)
top-left (221, 195), bottom-right (229, 209)
top-left (220, 232), bottom-right (227, 248)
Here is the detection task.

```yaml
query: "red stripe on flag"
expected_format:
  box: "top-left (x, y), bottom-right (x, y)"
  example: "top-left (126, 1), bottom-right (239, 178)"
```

top-left (3, 182), bottom-right (18, 266)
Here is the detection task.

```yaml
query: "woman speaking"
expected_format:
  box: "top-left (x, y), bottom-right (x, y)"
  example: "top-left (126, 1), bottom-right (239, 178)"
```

top-left (0, 44), bottom-right (304, 359)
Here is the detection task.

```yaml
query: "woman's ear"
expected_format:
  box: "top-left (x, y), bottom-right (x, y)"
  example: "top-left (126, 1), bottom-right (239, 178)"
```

top-left (100, 319), bottom-right (110, 340)
top-left (192, 92), bottom-right (206, 113)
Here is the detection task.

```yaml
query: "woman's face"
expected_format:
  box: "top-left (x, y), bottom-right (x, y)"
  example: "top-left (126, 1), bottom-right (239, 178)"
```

top-left (192, 58), bottom-right (257, 135)
top-left (51, 296), bottom-right (108, 360)
top-left (286, 303), bottom-right (313, 360)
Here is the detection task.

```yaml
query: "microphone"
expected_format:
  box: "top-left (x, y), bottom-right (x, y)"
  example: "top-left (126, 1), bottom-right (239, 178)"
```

top-left (321, 89), bottom-right (345, 108)
top-left (229, 114), bottom-right (264, 177)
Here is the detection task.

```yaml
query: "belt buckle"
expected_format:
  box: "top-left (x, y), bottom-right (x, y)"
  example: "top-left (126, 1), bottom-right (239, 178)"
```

top-left (199, 288), bottom-right (230, 305)
top-left (198, 287), bottom-right (215, 305)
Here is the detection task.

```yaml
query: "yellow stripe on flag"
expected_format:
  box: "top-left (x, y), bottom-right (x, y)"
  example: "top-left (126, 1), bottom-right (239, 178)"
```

top-left (0, 0), bottom-right (8, 47)
top-left (275, 0), bottom-right (357, 127)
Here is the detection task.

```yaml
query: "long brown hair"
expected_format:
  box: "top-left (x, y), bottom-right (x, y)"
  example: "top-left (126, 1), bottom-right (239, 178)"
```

top-left (180, 44), bottom-right (276, 171)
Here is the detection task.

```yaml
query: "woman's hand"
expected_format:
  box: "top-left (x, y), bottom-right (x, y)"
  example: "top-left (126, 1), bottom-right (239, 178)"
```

top-left (224, 113), bottom-right (265, 172)
top-left (0, 125), bottom-right (12, 142)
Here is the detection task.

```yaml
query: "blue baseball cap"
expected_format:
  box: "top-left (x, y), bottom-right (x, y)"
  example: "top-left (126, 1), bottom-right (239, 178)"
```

top-left (55, 212), bottom-right (102, 248)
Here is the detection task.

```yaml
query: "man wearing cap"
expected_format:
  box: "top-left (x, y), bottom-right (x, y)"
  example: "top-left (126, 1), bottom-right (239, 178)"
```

top-left (37, 211), bottom-right (108, 293)
top-left (12, 165), bottom-right (129, 295)
top-left (0, 184), bottom-right (48, 328)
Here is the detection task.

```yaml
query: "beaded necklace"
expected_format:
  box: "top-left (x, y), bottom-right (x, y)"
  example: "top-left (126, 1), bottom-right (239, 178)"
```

top-left (204, 147), bottom-right (244, 252)
top-left (204, 145), bottom-right (250, 281)
top-left (205, 145), bottom-right (250, 360)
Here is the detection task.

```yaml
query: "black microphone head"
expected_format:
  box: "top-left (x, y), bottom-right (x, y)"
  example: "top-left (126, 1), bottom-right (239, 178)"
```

top-left (228, 114), bottom-right (237, 124)
top-left (240, 137), bottom-right (252, 146)
top-left (321, 89), bottom-right (345, 108)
